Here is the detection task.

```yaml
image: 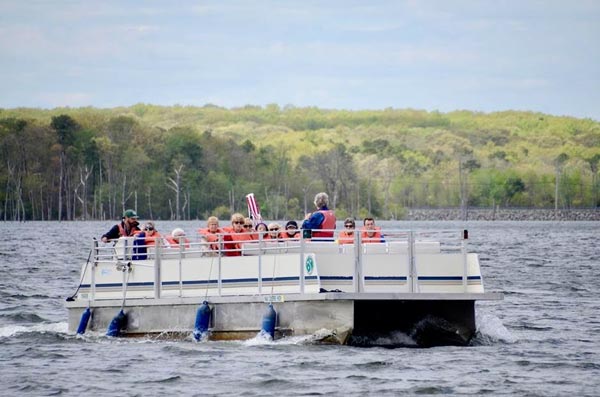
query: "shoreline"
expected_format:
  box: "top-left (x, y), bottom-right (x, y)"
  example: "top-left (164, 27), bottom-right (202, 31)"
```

top-left (404, 208), bottom-right (600, 221)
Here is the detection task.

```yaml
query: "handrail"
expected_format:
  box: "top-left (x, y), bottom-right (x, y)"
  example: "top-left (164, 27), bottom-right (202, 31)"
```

top-left (88, 228), bottom-right (471, 300)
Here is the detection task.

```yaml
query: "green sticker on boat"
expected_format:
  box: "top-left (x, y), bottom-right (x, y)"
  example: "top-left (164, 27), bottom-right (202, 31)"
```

top-left (305, 256), bottom-right (314, 274)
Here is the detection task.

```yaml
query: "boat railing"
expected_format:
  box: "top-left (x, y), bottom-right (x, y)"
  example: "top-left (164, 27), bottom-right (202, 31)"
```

top-left (87, 228), bottom-right (474, 300)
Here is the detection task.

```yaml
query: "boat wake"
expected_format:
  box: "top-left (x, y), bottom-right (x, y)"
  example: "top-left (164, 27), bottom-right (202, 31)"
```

top-left (0, 322), bottom-right (68, 338)
top-left (473, 310), bottom-right (517, 345)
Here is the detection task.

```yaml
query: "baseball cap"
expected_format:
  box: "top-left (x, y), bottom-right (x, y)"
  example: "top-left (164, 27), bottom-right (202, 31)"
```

top-left (123, 209), bottom-right (139, 219)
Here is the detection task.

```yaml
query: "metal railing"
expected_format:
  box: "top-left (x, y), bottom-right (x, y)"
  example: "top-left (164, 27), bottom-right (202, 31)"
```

top-left (88, 228), bottom-right (470, 300)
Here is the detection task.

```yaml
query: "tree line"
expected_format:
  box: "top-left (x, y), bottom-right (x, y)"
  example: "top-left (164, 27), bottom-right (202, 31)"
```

top-left (1, 104), bottom-right (599, 221)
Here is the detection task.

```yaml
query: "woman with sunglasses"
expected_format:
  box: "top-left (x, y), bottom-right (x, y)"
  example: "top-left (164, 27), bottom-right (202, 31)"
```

top-left (337, 218), bottom-right (356, 244)
top-left (141, 221), bottom-right (165, 246)
top-left (243, 217), bottom-right (257, 240)
top-left (265, 222), bottom-right (282, 240)
top-left (222, 213), bottom-right (253, 256)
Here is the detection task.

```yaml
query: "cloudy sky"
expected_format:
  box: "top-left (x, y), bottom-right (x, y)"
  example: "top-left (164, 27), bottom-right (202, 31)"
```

top-left (1, 1), bottom-right (599, 120)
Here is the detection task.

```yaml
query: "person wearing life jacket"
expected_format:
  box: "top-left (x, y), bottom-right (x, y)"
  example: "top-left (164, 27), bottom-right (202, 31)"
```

top-left (265, 222), bottom-right (282, 241)
top-left (198, 216), bottom-right (223, 251)
top-left (361, 217), bottom-right (385, 243)
top-left (301, 192), bottom-right (336, 240)
top-left (101, 209), bottom-right (142, 243)
top-left (282, 220), bottom-right (301, 240)
top-left (222, 213), bottom-right (253, 256)
top-left (166, 228), bottom-right (190, 248)
top-left (243, 217), bottom-right (257, 241)
top-left (254, 222), bottom-right (268, 240)
top-left (140, 221), bottom-right (165, 246)
top-left (337, 217), bottom-right (356, 244)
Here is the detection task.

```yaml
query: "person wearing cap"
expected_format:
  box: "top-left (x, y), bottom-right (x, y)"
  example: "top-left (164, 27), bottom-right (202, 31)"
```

top-left (337, 218), bottom-right (356, 244)
top-left (101, 209), bottom-right (141, 243)
top-left (282, 220), bottom-right (300, 240)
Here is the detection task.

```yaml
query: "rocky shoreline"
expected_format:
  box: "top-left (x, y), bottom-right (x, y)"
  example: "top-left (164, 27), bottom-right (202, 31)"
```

top-left (404, 208), bottom-right (600, 221)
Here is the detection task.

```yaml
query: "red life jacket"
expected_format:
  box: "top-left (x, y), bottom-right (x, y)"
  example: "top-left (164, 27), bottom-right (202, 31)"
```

top-left (221, 228), bottom-right (253, 256)
top-left (311, 210), bottom-right (336, 239)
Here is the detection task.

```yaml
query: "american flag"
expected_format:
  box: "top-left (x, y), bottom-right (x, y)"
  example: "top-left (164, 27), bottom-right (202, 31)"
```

top-left (246, 193), bottom-right (262, 225)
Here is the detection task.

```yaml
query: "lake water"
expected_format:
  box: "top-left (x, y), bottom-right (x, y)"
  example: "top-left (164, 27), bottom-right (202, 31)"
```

top-left (1, 220), bottom-right (599, 396)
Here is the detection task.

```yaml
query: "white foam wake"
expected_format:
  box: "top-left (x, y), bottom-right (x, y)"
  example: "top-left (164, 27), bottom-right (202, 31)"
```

top-left (475, 311), bottom-right (517, 344)
top-left (0, 322), bottom-right (68, 338)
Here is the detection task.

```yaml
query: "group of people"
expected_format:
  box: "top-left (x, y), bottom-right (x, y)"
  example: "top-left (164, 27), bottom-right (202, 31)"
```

top-left (101, 192), bottom-right (384, 257)
top-left (337, 217), bottom-right (385, 244)
top-left (100, 209), bottom-right (190, 249)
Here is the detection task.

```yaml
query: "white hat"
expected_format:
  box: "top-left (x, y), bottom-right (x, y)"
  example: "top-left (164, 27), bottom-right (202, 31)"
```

top-left (171, 228), bottom-right (185, 238)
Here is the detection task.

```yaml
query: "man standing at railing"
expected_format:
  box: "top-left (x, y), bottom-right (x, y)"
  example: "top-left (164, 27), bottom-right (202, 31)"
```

top-left (101, 209), bottom-right (142, 243)
top-left (301, 192), bottom-right (336, 240)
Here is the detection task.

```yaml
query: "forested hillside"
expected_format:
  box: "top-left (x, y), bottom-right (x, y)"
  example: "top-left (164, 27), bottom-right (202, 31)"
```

top-left (1, 104), bottom-right (599, 221)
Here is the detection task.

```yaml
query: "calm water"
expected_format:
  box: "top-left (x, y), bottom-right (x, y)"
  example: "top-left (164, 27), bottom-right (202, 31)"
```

top-left (0, 220), bottom-right (599, 396)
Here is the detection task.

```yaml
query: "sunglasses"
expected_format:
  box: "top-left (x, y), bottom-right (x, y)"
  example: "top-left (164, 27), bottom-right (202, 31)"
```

top-left (269, 228), bottom-right (279, 231)
top-left (344, 224), bottom-right (354, 228)
top-left (233, 221), bottom-right (244, 224)
top-left (244, 224), bottom-right (253, 228)
top-left (145, 227), bottom-right (154, 231)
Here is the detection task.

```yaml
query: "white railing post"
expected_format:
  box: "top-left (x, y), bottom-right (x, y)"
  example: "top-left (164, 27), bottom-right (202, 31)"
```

top-left (462, 229), bottom-right (468, 292)
top-left (154, 242), bottom-right (161, 299)
top-left (258, 232), bottom-right (263, 294)
top-left (91, 239), bottom-right (98, 301)
top-left (217, 234), bottom-right (223, 296)
top-left (409, 230), bottom-right (415, 293)
top-left (299, 234), bottom-right (305, 294)
top-left (178, 240), bottom-right (184, 297)
top-left (354, 232), bottom-right (363, 292)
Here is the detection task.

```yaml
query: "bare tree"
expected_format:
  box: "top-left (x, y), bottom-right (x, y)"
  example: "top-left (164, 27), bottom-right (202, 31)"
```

top-left (167, 165), bottom-right (184, 220)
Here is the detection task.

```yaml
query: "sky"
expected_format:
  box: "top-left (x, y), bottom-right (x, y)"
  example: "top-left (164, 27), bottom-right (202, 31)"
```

top-left (1, 1), bottom-right (599, 120)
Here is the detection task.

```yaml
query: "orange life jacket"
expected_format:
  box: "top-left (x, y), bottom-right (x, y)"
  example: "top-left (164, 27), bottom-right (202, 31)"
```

top-left (117, 222), bottom-right (141, 237)
top-left (361, 227), bottom-right (383, 243)
top-left (311, 210), bottom-right (336, 239)
top-left (165, 236), bottom-right (190, 248)
top-left (198, 227), bottom-right (223, 250)
top-left (282, 231), bottom-right (301, 240)
top-left (338, 230), bottom-right (355, 244)
top-left (144, 231), bottom-right (163, 246)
